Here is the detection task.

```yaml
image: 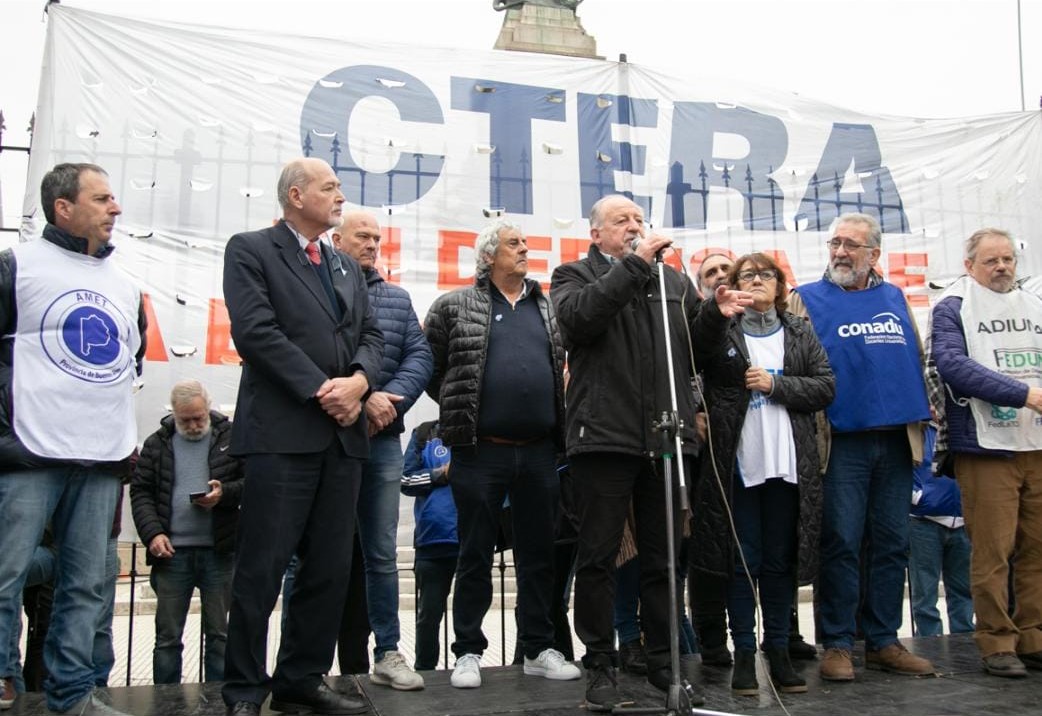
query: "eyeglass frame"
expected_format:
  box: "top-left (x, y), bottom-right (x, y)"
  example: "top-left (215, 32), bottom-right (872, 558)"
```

top-left (736, 269), bottom-right (779, 283)
top-left (826, 238), bottom-right (875, 253)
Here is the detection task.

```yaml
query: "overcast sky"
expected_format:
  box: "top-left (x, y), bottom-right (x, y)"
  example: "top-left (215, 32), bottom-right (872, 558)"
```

top-left (2, 0), bottom-right (1040, 229)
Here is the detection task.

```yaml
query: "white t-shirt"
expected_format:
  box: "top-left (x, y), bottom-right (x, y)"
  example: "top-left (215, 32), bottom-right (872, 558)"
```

top-left (736, 327), bottom-right (798, 488)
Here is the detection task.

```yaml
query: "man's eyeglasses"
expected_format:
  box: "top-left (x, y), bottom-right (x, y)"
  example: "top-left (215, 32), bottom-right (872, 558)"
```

top-left (826, 238), bottom-right (873, 252)
top-left (737, 269), bottom-right (778, 283)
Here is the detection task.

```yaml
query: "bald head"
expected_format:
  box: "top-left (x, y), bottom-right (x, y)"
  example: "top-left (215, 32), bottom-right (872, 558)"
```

top-left (334, 210), bottom-right (382, 270)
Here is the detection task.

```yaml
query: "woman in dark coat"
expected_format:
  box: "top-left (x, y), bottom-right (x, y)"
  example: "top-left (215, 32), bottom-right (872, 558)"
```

top-left (691, 253), bottom-right (834, 696)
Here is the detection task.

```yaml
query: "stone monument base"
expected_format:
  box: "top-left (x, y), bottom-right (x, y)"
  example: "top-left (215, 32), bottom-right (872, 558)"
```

top-left (494, 4), bottom-right (601, 59)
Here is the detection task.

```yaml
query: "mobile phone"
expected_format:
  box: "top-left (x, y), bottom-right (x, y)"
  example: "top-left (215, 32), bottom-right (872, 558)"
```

top-left (188, 491), bottom-right (207, 503)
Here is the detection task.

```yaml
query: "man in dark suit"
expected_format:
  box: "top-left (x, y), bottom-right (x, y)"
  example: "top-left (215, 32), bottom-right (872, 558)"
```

top-left (220, 157), bottom-right (383, 716)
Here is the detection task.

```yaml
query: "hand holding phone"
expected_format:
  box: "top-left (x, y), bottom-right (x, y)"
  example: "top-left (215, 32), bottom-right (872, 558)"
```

top-left (188, 490), bottom-right (208, 503)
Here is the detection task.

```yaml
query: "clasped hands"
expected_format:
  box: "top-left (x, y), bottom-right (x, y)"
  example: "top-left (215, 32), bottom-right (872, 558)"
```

top-left (317, 375), bottom-right (405, 430)
top-left (316, 374), bottom-right (370, 427)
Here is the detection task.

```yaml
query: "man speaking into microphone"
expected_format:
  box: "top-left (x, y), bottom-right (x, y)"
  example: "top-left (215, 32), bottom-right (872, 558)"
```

top-left (550, 194), bottom-right (751, 711)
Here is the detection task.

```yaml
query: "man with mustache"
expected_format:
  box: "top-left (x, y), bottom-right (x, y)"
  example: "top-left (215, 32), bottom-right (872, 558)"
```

top-left (931, 228), bottom-right (1042, 678)
top-left (789, 212), bottom-right (934, 682)
top-left (130, 379), bottom-right (243, 685)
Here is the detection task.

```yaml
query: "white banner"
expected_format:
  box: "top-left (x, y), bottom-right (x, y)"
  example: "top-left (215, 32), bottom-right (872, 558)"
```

top-left (20, 5), bottom-right (1042, 440)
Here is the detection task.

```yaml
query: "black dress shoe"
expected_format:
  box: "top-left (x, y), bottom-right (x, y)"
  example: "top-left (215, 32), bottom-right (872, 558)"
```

top-left (331, 677), bottom-right (361, 698)
top-left (227, 702), bottom-right (260, 716)
top-left (270, 682), bottom-right (368, 715)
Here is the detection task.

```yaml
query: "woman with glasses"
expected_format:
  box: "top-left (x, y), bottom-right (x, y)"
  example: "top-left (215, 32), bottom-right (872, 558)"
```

top-left (690, 252), bottom-right (835, 696)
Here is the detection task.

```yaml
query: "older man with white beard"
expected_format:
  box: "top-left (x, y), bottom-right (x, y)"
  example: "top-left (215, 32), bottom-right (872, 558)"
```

top-left (788, 212), bottom-right (934, 682)
top-left (131, 380), bottom-right (244, 685)
top-left (931, 229), bottom-right (1042, 678)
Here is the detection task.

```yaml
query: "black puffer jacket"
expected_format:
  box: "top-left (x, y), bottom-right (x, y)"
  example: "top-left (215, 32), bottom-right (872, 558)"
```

top-left (130, 411), bottom-right (244, 564)
top-left (551, 245), bottom-right (726, 457)
top-left (690, 311), bottom-right (834, 584)
top-left (423, 276), bottom-right (566, 448)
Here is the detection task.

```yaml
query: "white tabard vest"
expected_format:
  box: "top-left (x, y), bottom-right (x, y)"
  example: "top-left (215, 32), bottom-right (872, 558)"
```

top-left (10, 239), bottom-right (141, 461)
top-left (949, 276), bottom-right (1042, 451)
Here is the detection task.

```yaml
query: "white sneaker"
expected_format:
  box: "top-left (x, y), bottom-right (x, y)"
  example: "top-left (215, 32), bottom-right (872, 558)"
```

top-left (371, 650), bottom-right (425, 691)
top-left (523, 648), bottom-right (582, 681)
top-left (451, 653), bottom-right (483, 688)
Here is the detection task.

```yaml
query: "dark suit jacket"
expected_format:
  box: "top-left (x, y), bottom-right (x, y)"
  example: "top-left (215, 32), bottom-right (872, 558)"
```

top-left (223, 220), bottom-right (383, 458)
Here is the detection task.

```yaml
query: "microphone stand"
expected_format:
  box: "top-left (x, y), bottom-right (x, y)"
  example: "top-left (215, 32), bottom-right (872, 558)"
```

top-left (614, 255), bottom-right (726, 716)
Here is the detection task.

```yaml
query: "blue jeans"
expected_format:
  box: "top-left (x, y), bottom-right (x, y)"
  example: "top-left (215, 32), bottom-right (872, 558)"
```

top-left (151, 548), bottom-right (233, 683)
top-left (449, 439), bottom-right (559, 659)
top-left (819, 431), bottom-right (913, 651)
top-left (4, 545), bottom-right (58, 693)
top-left (356, 434), bottom-right (404, 660)
top-left (727, 476), bottom-right (799, 651)
top-left (92, 536), bottom-right (119, 686)
top-left (908, 517), bottom-right (974, 636)
top-left (0, 466), bottom-right (119, 712)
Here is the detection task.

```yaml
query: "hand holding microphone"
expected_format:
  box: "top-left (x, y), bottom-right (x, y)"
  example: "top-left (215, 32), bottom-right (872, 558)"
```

top-left (630, 233), bottom-right (673, 265)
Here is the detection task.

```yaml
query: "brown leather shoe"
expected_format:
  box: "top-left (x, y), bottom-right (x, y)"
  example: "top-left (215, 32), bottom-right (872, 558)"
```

top-left (866, 643), bottom-right (934, 675)
top-left (819, 648), bottom-right (855, 681)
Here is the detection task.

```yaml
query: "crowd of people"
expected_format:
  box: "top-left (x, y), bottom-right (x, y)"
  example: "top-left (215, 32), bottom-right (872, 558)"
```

top-left (1, 159), bottom-right (1040, 716)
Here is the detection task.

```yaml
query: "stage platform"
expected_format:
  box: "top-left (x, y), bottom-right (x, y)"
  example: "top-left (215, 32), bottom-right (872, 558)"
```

top-left (5, 634), bottom-right (1038, 716)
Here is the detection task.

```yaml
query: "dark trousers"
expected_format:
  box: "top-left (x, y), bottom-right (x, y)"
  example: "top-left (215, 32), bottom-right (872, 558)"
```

top-left (414, 554), bottom-right (457, 670)
top-left (222, 445), bottom-right (361, 707)
top-left (689, 565), bottom-right (729, 652)
top-left (449, 438), bottom-right (559, 659)
top-left (727, 476), bottom-right (799, 651)
top-left (572, 453), bottom-right (685, 672)
top-left (336, 534), bottom-right (370, 674)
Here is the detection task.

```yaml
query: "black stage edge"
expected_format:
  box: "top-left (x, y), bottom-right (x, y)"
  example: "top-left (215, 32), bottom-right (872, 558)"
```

top-left (6, 635), bottom-right (1040, 716)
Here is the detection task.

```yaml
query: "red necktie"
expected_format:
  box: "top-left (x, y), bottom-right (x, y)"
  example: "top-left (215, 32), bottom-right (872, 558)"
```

top-left (305, 241), bottom-right (321, 266)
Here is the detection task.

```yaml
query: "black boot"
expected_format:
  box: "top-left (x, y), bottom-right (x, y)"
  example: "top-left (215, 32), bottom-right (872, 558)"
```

top-left (619, 639), bottom-right (648, 675)
top-left (764, 645), bottom-right (808, 693)
top-left (731, 650), bottom-right (759, 696)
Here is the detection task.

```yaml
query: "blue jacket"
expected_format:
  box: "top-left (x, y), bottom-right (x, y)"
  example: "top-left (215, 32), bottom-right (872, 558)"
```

top-left (401, 421), bottom-right (458, 554)
top-left (911, 425), bottom-right (963, 521)
top-left (931, 295), bottom-right (1029, 456)
top-left (364, 268), bottom-right (433, 436)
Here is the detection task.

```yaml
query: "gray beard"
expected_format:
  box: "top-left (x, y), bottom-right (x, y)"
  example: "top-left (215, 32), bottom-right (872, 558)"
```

top-left (828, 263), bottom-right (866, 289)
top-left (176, 425), bottom-right (211, 442)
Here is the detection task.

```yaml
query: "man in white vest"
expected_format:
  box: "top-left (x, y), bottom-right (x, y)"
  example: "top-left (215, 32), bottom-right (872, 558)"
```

top-left (931, 228), bottom-right (1042, 678)
top-left (0, 163), bottom-right (145, 716)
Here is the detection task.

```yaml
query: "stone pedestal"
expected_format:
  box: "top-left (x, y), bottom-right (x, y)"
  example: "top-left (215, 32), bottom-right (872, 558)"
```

top-left (494, 4), bottom-right (601, 59)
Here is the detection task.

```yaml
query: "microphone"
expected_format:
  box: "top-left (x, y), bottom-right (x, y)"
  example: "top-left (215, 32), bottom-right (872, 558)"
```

top-left (630, 237), bottom-right (665, 262)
